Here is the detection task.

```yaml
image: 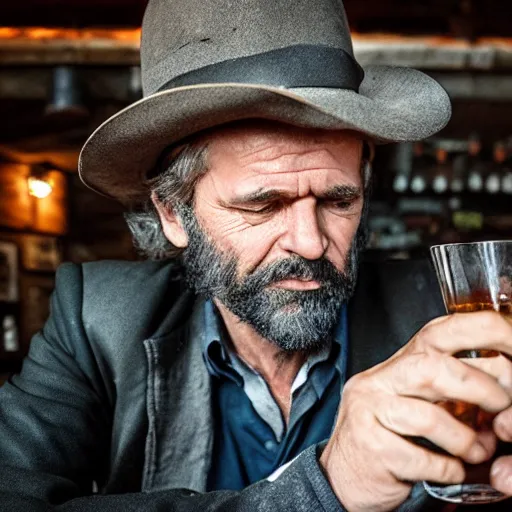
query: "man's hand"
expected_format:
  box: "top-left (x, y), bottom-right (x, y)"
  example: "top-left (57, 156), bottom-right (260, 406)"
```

top-left (320, 311), bottom-right (512, 511)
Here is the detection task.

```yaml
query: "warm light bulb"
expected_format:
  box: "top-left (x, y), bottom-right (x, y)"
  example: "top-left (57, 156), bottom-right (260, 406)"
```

top-left (28, 176), bottom-right (53, 198)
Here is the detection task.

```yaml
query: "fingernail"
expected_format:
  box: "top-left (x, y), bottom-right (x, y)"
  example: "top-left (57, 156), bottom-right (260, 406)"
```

top-left (491, 463), bottom-right (505, 480)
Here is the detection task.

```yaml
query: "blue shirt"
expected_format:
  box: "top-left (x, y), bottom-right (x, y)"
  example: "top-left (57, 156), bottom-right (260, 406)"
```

top-left (201, 300), bottom-right (348, 491)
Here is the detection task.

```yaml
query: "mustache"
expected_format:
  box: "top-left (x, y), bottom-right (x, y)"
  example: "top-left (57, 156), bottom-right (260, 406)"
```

top-left (242, 256), bottom-right (345, 290)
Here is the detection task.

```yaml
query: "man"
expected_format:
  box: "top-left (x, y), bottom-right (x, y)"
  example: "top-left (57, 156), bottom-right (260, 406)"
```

top-left (1, 0), bottom-right (512, 510)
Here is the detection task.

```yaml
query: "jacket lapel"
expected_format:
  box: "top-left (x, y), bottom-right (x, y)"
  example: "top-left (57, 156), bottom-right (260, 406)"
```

top-left (142, 292), bottom-right (213, 493)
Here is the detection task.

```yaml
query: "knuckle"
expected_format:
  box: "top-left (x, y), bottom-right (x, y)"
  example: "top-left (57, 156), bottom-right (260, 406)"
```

top-left (418, 407), bottom-right (438, 437)
top-left (415, 315), bottom-right (451, 351)
top-left (477, 310), bottom-right (505, 337)
top-left (408, 353), bottom-right (437, 390)
top-left (338, 380), bottom-right (379, 440)
top-left (381, 401), bottom-right (405, 432)
top-left (440, 354), bottom-right (471, 384)
top-left (414, 322), bottom-right (438, 350)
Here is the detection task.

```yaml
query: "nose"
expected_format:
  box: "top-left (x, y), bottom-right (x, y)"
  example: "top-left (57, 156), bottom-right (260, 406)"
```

top-left (278, 198), bottom-right (328, 260)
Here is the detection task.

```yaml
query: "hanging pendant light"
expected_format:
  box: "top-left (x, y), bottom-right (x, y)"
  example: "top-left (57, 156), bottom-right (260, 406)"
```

top-left (45, 65), bottom-right (88, 118)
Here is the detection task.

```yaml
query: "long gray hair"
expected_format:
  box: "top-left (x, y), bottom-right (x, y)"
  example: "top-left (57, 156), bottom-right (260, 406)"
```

top-left (124, 137), bottom-right (210, 260)
top-left (125, 130), bottom-right (372, 261)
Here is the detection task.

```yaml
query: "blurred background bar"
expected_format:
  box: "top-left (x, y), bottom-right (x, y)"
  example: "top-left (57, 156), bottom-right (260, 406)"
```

top-left (0, 0), bottom-right (511, 381)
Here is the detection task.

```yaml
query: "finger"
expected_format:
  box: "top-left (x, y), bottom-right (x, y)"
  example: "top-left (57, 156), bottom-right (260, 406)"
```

top-left (462, 355), bottom-right (512, 396)
top-left (372, 424), bottom-right (465, 484)
top-left (475, 429), bottom-right (499, 456)
top-left (491, 456), bottom-right (512, 495)
top-left (494, 407), bottom-right (512, 442)
top-left (415, 312), bottom-right (512, 357)
top-left (375, 395), bottom-right (491, 464)
top-left (389, 353), bottom-right (511, 413)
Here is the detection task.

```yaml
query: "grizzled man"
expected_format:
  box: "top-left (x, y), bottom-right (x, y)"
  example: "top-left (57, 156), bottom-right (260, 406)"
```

top-left (1, 0), bottom-right (512, 511)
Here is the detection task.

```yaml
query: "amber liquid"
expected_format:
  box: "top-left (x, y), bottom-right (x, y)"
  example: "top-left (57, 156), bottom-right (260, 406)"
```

top-left (438, 298), bottom-right (512, 485)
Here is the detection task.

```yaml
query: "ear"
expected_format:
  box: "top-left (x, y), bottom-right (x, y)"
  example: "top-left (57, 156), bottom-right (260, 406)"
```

top-left (151, 192), bottom-right (189, 248)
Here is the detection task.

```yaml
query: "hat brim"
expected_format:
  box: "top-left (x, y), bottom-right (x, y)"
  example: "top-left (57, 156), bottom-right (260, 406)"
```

top-left (79, 64), bottom-right (451, 204)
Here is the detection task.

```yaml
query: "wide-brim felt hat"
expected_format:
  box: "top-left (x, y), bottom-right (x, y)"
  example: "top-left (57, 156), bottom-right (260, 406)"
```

top-left (79, 0), bottom-right (452, 205)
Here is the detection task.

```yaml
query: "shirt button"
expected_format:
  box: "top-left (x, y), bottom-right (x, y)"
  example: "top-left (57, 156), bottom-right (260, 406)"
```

top-left (264, 440), bottom-right (277, 451)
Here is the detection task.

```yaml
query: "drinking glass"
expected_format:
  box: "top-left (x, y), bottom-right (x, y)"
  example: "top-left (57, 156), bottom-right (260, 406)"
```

top-left (423, 240), bottom-right (512, 504)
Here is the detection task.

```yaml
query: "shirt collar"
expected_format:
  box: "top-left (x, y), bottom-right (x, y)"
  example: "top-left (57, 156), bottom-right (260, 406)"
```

top-left (200, 298), bottom-right (348, 388)
top-left (199, 298), bottom-right (236, 381)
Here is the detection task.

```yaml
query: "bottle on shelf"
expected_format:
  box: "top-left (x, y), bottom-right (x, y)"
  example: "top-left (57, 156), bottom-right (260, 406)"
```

top-left (393, 172), bottom-right (409, 194)
top-left (466, 133), bottom-right (485, 193)
top-left (431, 148), bottom-right (450, 195)
top-left (409, 142), bottom-right (429, 194)
top-left (486, 141), bottom-right (505, 195)
top-left (502, 171), bottom-right (512, 195)
top-left (392, 142), bottom-right (413, 194)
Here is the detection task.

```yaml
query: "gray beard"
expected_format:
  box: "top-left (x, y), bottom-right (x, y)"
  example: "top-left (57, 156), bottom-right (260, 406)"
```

top-left (177, 204), bottom-right (364, 353)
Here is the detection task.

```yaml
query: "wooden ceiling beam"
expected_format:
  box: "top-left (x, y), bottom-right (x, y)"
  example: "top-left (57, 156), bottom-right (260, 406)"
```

top-left (1, 28), bottom-right (512, 70)
top-left (0, 28), bottom-right (140, 65)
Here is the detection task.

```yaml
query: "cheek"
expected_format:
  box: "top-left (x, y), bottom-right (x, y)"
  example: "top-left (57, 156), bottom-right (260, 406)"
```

top-left (323, 213), bottom-right (361, 270)
top-left (199, 208), bottom-right (282, 273)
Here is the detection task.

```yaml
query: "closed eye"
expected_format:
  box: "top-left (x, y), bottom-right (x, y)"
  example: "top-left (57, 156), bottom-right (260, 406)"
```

top-left (332, 200), bottom-right (352, 210)
top-left (321, 199), bottom-right (355, 211)
top-left (235, 202), bottom-right (281, 214)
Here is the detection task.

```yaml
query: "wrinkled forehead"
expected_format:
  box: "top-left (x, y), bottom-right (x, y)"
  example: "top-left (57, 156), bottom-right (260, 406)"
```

top-left (201, 120), bottom-right (364, 181)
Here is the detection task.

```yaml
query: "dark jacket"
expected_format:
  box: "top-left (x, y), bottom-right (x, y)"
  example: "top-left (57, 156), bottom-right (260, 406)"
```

top-left (0, 258), bottom-right (481, 511)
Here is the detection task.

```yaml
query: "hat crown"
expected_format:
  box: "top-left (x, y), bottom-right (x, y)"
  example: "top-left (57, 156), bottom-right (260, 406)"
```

top-left (141, 0), bottom-right (354, 95)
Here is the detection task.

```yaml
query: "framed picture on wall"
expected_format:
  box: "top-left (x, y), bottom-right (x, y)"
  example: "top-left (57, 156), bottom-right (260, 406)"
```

top-left (0, 241), bottom-right (18, 302)
top-left (19, 274), bottom-right (54, 346)
top-left (20, 235), bottom-right (61, 272)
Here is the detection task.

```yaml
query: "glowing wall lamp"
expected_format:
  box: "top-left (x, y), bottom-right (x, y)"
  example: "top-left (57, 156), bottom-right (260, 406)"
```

top-left (27, 167), bottom-right (53, 199)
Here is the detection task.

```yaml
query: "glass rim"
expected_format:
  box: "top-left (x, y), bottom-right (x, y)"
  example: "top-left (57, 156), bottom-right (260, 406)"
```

top-left (430, 240), bottom-right (512, 251)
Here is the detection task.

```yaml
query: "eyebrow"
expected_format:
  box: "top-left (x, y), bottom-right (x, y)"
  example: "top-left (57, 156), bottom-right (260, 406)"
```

top-left (229, 184), bottom-right (362, 206)
top-left (320, 184), bottom-right (362, 201)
